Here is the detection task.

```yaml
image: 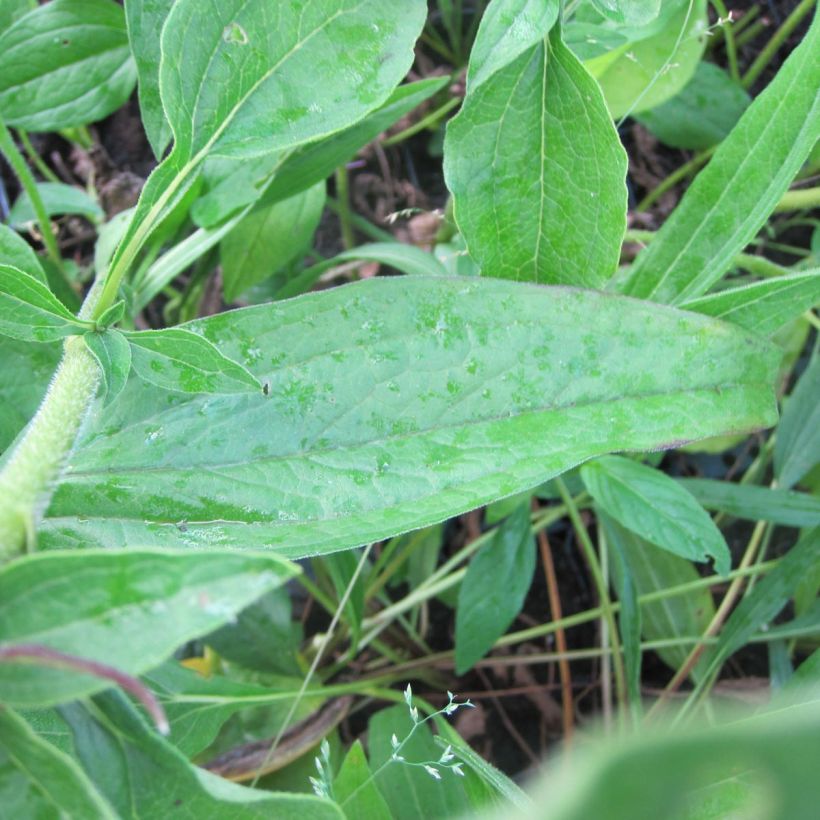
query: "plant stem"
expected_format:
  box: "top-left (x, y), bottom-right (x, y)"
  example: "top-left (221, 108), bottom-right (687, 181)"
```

top-left (0, 336), bottom-right (99, 559)
top-left (17, 129), bottom-right (60, 184)
top-left (742, 0), bottom-right (817, 89)
top-left (636, 147), bottom-right (715, 212)
top-left (773, 186), bottom-right (820, 213)
top-left (710, 0), bottom-right (741, 83)
top-left (555, 478), bottom-right (627, 711)
top-left (334, 164), bottom-right (356, 251)
top-left (382, 96), bottom-right (461, 147)
top-left (0, 115), bottom-right (64, 273)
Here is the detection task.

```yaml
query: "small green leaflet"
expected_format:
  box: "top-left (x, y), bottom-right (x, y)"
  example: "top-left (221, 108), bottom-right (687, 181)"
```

top-left (84, 330), bottom-right (131, 407)
top-left (0, 264), bottom-right (90, 342)
top-left (124, 328), bottom-right (261, 394)
top-left (581, 455), bottom-right (731, 575)
top-left (0, 223), bottom-right (47, 284)
top-left (9, 182), bottom-right (104, 228)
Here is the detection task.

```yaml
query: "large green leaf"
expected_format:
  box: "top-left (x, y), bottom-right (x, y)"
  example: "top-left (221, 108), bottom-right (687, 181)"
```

top-left (455, 503), bottom-right (535, 673)
top-left (581, 456), bottom-right (731, 575)
top-left (619, 9), bottom-right (820, 304)
top-left (0, 0), bottom-right (136, 131)
top-left (0, 548), bottom-right (298, 706)
top-left (590, 0), bottom-right (661, 27)
top-left (221, 181), bottom-right (325, 302)
top-left (775, 352), bottom-right (820, 490)
top-left (123, 0), bottom-right (174, 159)
top-left (0, 0), bottom-right (30, 31)
top-left (445, 26), bottom-right (627, 287)
top-left (683, 269), bottom-right (820, 337)
top-left (40, 278), bottom-right (779, 558)
top-left (0, 264), bottom-right (89, 342)
top-left (604, 519), bottom-right (715, 679)
top-left (160, 0), bottom-right (426, 161)
top-left (60, 692), bottom-right (344, 819)
top-left (0, 707), bottom-right (117, 818)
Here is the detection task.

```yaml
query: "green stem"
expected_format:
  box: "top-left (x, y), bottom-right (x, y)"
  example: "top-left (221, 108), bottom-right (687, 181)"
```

top-left (734, 18), bottom-right (768, 49)
top-left (17, 129), bottom-right (60, 184)
top-left (325, 197), bottom-right (394, 242)
top-left (555, 478), bottom-right (627, 710)
top-left (710, 0), bottom-right (741, 83)
top-left (773, 186), bottom-right (820, 213)
top-left (0, 115), bottom-right (65, 273)
top-left (636, 147), bottom-right (715, 212)
top-left (334, 165), bottom-right (356, 251)
top-left (742, 0), bottom-right (817, 89)
top-left (0, 336), bottom-right (99, 559)
top-left (382, 96), bottom-right (461, 147)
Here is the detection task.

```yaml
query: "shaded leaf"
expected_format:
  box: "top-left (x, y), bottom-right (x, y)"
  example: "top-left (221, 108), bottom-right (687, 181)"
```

top-left (581, 456), bottom-right (731, 575)
top-left (0, 264), bottom-right (89, 342)
top-left (40, 277), bottom-right (780, 557)
top-left (679, 478), bottom-right (820, 528)
top-left (775, 352), bottom-right (820, 489)
top-left (333, 740), bottom-right (392, 819)
top-left (445, 27), bottom-right (627, 287)
top-left (455, 503), bottom-right (535, 673)
top-left (0, 223), bottom-right (46, 284)
top-left (125, 328), bottom-right (261, 394)
top-left (619, 9), bottom-right (820, 303)
top-left (0, 0), bottom-right (136, 131)
top-left (0, 548), bottom-right (298, 706)
top-left (636, 61), bottom-right (750, 150)
top-left (591, 0), bottom-right (661, 27)
top-left (0, 707), bottom-right (116, 818)
top-left (9, 182), bottom-right (103, 227)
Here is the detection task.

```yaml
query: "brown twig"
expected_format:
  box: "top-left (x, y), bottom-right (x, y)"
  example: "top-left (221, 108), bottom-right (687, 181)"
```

top-left (534, 502), bottom-right (574, 743)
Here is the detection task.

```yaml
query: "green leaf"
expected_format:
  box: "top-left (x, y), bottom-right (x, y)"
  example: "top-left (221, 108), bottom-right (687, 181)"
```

top-left (324, 548), bottom-right (366, 650)
top-left (368, 705), bottom-right (471, 820)
top-left (455, 503), bottom-right (535, 673)
top-left (635, 62), bottom-right (751, 150)
top-left (221, 181), bottom-right (325, 302)
top-left (160, 0), bottom-right (426, 161)
top-left (95, 299), bottom-right (126, 330)
top-left (123, 0), bottom-right (174, 159)
top-left (619, 9), bottom-right (820, 304)
top-left (591, 0), bottom-right (661, 27)
top-left (84, 330), bottom-right (131, 407)
top-left (445, 26), bottom-right (627, 287)
top-left (0, 0), bottom-right (136, 131)
top-left (775, 352), bottom-right (820, 489)
top-left (0, 707), bottom-right (117, 818)
top-left (193, 77), bottom-right (448, 229)
top-left (125, 328), bottom-right (261, 394)
top-left (683, 269), bottom-right (820, 337)
top-left (205, 587), bottom-right (302, 676)
top-left (0, 336), bottom-right (60, 453)
top-left (605, 512), bottom-right (642, 709)
top-left (581, 456), bottom-right (731, 575)
top-left (333, 740), bottom-right (392, 819)
top-left (40, 277), bottom-right (780, 557)
top-left (697, 528), bottom-right (820, 682)
top-left (585, 0), bottom-right (708, 119)
top-left (519, 698), bottom-right (820, 820)
top-left (0, 223), bottom-right (46, 284)
top-left (604, 520), bottom-right (715, 679)
top-left (9, 181), bottom-right (104, 227)
top-left (0, 0), bottom-right (30, 31)
top-left (678, 478), bottom-right (820, 528)
top-left (466, 0), bottom-right (559, 89)
top-left (60, 692), bottom-right (344, 819)
top-left (0, 264), bottom-right (89, 342)
top-left (0, 548), bottom-right (298, 707)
